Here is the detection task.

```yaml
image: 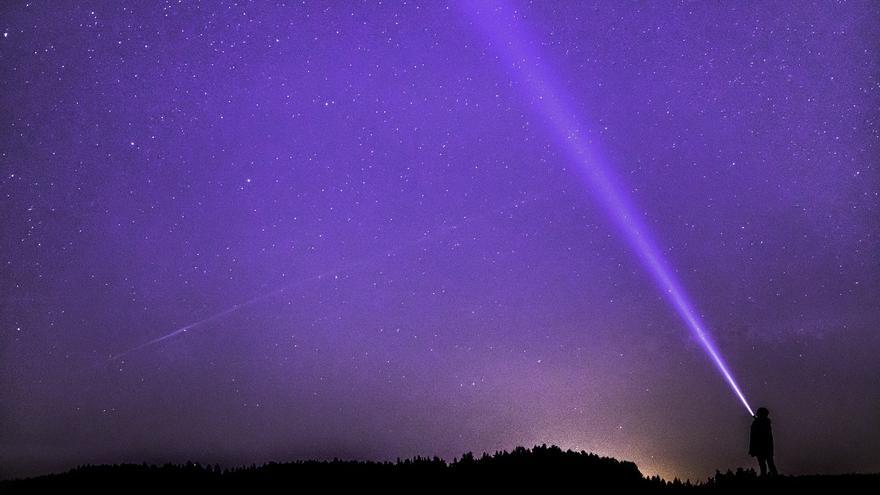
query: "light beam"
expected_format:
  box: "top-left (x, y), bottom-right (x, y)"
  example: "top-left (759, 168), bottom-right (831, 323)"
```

top-left (460, 0), bottom-right (754, 416)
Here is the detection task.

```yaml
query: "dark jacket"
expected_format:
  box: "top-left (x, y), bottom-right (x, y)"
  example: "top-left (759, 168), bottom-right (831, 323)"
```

top-left (749, 416), bottom-right (774, 457)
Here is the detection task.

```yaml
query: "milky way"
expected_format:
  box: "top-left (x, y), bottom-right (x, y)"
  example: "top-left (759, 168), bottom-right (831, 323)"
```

top-left (1, 0), bottom-right (878, 481)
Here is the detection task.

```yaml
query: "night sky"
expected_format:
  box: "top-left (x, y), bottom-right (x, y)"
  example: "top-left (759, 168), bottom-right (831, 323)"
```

top-left (2, 0), bottom-right (879, 481)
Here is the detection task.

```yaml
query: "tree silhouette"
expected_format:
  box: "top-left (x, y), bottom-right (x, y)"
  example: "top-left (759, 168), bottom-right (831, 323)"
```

top-left (2, 445), bottom-right (877, 494)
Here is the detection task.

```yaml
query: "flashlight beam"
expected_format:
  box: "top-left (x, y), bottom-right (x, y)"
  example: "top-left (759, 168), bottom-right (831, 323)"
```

top-left (461, 0), bottom-right (754, 416)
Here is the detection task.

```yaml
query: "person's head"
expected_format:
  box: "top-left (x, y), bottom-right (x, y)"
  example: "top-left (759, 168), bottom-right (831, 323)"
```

top-left (756, 407), bottom-right (770, 418)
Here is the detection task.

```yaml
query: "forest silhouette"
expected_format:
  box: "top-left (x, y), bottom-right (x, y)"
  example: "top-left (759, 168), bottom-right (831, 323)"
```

top-left (2, 444), bottom-right (877, 493)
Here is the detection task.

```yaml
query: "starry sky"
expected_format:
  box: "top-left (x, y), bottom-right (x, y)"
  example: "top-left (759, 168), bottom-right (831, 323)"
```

top-left (1, 0), bottom-right (879, 481)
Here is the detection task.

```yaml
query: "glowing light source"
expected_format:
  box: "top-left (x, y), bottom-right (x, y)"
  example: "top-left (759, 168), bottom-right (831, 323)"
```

top-left (461, 0), bottom-right (754, 416)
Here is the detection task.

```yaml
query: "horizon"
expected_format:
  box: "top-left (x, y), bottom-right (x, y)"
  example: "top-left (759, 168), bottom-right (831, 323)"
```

top-left (4, 443), bottom-right (879, 484)
top-left (2, 0), bottom-right (878, 483)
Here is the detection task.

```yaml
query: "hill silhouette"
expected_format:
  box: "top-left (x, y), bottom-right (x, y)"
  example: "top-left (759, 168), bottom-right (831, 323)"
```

top-left (1, 444), bottom-right (877, 493)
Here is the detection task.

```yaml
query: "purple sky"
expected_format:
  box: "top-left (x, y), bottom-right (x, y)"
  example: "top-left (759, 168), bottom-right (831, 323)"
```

top-left (2, 0), bottom-right (878, 481)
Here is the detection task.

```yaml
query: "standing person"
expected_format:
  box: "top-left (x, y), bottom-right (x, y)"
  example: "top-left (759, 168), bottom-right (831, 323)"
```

top-left (749, 407), bottom-right (778, 476)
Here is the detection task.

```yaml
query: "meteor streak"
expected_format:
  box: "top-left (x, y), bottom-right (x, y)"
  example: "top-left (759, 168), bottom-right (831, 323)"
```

top-left (461, 0), bottom-right (754, 415)
top-left (110, 194), bottom-right (546, 362)
top-left (109, 263), bottom-right (362, 361)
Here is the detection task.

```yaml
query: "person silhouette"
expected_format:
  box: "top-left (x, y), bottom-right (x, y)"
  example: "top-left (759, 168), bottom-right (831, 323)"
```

top-left (749, 407), bottom-right (778, 476)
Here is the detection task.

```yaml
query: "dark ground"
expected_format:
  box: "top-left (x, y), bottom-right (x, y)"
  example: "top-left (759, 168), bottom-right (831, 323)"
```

top-left (1, 444), bottom-right (877, 494)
